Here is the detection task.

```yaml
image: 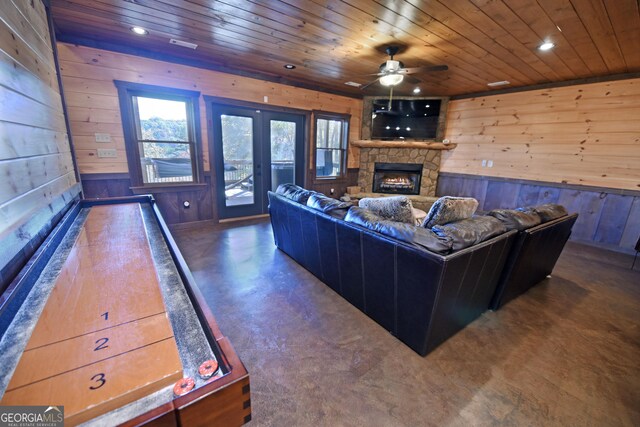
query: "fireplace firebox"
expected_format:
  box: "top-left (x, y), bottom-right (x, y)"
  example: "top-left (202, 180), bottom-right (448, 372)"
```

top-left (372, 162), bottom-right (423, 195)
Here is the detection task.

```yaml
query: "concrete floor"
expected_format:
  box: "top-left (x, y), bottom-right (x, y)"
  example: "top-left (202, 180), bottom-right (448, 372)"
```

top-left (174, 218), bottom-right (640, 426)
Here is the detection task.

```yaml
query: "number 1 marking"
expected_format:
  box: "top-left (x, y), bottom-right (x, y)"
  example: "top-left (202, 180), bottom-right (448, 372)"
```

top-left (102, 312), bottom-right (108, 321)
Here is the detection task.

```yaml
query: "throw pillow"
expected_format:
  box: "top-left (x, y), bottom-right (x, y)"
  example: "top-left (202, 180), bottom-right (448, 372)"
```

top-left (487, 209), bottom-right (542, 231)
top-left (432, 216), bottom-right (507, 251)
top-left (358, 196), bottom-right (416, 225)
top-left (422, 196), bottom-right (479, 229)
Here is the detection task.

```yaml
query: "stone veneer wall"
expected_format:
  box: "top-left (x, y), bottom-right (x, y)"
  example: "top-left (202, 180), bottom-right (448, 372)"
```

top-left (357, 147), bottom-right (441, 196)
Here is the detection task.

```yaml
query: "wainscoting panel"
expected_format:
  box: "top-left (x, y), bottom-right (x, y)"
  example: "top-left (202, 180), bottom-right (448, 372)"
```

top-left (437, 172), bottom-right (640, 253)
top-left (81, 174), bottom-right (214, 225)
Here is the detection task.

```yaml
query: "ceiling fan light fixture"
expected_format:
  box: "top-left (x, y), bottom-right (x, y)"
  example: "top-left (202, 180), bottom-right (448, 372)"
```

top-left (380, 74), bottom-right (404, 86)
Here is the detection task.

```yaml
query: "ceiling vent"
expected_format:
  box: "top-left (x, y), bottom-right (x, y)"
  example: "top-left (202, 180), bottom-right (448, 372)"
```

top-left (487, 80), bottom-right (510, 87)
top-left (169, 39), bottom-right (198, 49)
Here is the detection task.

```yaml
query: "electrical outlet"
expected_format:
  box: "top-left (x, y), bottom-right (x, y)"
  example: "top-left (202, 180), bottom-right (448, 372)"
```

top-left (95, 133), bottom-right (111, 143)
top-left (487, 160), bottom-right (494, 168)
top-left (481, 159), bottom-right (487, 167)
top-left (97, 149), bottom-right (117, 158)
top-left (263, 95), bottom-right (269, 103)
top-left (330, 188), bottom-right (335, 195)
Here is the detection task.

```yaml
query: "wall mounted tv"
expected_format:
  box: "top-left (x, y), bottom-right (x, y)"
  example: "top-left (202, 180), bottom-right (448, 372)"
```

top-left (370, 99), bottom-right (442, 140)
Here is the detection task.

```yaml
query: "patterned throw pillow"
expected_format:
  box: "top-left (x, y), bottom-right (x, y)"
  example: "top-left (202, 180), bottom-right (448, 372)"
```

top-left (422, 196), bottom-right (479, 229)
top-left (358, 196), bottom-right (416, 225)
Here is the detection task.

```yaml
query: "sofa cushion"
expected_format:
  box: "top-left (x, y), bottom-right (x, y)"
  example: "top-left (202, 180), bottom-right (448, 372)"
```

top-left (345, 207), bottom-right (453, 254)
top-left (529, 204), bottom-right (568, 223)
top-left (422, 196), bottom-right (479, 228)
top-left (307, 194), bottom-right (353, 219)
top-left (432, 216), bottom-right (507, 251)
top-left (358, 196), bottom-right (416, 225)
top-left (487, 208), bottom-right (542, 231)
top-left (275, 183), bottom-right (317, 204)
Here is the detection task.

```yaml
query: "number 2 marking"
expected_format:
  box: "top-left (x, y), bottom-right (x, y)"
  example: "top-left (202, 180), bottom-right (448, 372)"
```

top-left (94, 337), bottom-right (109, 351)
top-left (102, 312), bottom-right (108, 320)
top-left (89, 373), bottom-right (106, 390)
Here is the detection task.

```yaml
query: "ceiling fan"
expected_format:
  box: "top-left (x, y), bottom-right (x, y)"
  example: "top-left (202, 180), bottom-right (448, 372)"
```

top-left (360, 46), bottom-right (448, 90)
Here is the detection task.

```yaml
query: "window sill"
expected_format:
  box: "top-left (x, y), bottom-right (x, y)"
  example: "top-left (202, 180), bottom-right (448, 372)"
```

top-left (130, 183), bottom-right (208, 194)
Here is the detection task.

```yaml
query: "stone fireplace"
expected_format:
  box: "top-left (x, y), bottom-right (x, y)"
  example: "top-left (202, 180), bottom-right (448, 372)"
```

top-left (357, 147), bottom-right (441, 197)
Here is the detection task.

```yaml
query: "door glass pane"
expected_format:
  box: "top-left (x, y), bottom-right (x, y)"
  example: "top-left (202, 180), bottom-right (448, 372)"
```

top-left (135, 97), bottom-right (188, 141)
top-left (140, 142), bottom-right (193, 183)
top-left (221, 114), bottom-right (254, 206)
top-left (270, 120), bottom-right (296, 191)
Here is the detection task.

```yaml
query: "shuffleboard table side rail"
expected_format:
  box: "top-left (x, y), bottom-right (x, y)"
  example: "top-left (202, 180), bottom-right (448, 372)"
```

top-left (0, 199), bottom-right (82, 335)
top-left (83, 197), bottom-right (251, 425)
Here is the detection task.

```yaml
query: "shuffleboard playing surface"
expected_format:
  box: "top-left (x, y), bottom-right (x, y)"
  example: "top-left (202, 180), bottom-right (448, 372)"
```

top-left (1, 204), bottom-right (183, 425)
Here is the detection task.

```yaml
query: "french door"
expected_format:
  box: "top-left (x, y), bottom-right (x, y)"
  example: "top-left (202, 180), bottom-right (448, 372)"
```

top-left (209, 104), bottom-right (305, 219)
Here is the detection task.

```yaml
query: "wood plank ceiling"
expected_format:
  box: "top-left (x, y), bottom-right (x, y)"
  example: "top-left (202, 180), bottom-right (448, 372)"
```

top-left (50, 0), bottom-right (640, 98)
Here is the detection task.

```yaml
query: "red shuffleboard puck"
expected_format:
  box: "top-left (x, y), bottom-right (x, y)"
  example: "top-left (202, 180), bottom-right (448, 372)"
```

top-left (173, 377), bottom-right (195, 396)
top-left (198, 359), bottom-right (219, 379)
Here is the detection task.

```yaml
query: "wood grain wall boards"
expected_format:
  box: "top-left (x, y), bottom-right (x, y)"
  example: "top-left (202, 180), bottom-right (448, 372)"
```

top-left (0, 2), bottom-right (79, 286)
top-left (50, 0), bottom-right (640, 97)
top-left (437, 173), bottom-right (640, 253)
top-left (57, 42), bottom-right (363, 172)
top-left (441, 78), bottom-right (640, 191)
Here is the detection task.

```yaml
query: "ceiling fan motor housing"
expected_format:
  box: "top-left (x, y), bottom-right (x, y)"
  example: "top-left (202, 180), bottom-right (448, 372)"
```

top-left (381, 60), bottom-right (404, 73)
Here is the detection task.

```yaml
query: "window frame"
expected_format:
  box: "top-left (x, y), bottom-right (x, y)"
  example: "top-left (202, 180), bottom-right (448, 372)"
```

top-left (312, 111), bottom-right (350, 181)
top-left (114, 80), bottom-right (204, 191)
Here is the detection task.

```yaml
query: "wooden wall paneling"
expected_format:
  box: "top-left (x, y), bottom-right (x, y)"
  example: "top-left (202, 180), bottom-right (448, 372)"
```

top-left (516, 184), bottom-right (542, 208)
top-left (442, 78), bottom-right (640, 191)
top-left (620, 197), bottom-right (640, 250)
top-left (459, 177), bottom-right (488, 205)
top-left (0, 122), bottom-right (69, 160)
top-left (557, 189), bottom-right (605, 242)
top-left (593, 194), bottom-right (634, 245)
top-left (482, 181), bottom-right (521, 211)
top-left (535, 186), bottom-right (561, 205)
top-left (0, 1), bottom-right (80, 286)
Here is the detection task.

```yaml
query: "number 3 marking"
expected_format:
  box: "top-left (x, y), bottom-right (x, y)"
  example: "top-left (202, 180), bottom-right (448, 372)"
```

top-left (90, 373), bottom-right (106, 390)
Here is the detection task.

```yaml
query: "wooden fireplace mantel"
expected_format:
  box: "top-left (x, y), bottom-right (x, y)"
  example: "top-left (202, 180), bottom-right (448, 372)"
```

top-left (351, 140), bottom-right (457, 150)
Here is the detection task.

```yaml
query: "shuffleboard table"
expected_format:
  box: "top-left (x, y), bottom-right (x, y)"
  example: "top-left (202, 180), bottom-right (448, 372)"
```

top-left (0, 196), bottom-right (250, 426)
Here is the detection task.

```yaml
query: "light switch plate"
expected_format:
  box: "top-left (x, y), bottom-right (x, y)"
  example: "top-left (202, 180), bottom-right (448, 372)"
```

top-left (481, 159), bottom-right (487, 167)
top-left (95, 133), bottom-right (112, 143)
top-left (97, 149), bottom-right (117, 158)
top-left (487, 160), bottom-right (494, 168)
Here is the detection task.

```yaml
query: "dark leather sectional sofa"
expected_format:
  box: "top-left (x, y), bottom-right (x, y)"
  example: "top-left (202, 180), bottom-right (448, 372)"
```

top-left (268, 185), bottom-right (577, 356)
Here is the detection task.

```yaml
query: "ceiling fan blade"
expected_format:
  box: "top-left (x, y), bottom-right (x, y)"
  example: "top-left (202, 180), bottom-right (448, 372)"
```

top-left (403, 75), bottom-right (422, 84)
top-left (401, 65), bottom-right (449, 74)
top-left (360, 78), bottom-right (381, 90)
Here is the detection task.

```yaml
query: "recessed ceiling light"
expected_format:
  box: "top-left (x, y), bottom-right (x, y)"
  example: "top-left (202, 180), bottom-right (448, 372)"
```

top-left (413, 87), bottom-right (421, 94)
top-left (284, 64), bottom-right (296, 70)
top-left (130, 26), bottom-right (148, 35)
top-left (538, 42), bottom-right (555, 51)
top-left (487, 80), bottom-right (510, 87)
top-left (345, 81), bottom-right (362, 87)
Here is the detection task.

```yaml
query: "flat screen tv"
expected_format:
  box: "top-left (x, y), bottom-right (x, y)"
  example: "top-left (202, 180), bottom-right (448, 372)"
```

top-left (370, 99), bottom-right (442, 140)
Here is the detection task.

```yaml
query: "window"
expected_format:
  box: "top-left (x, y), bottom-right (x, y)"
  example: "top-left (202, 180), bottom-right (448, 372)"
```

top-left (115, 81), bottom-right (202, 188)
top-left (314, 112), bottom-right (349, 178)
